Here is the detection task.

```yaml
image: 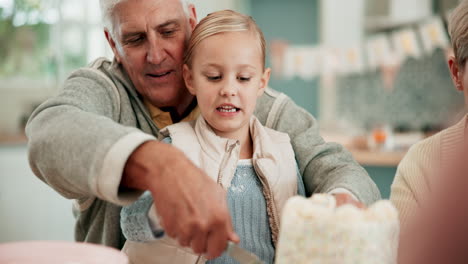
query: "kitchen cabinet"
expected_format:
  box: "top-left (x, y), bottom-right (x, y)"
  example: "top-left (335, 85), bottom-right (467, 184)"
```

top-left (0, 144), bottom-right (75, 242)
top-left (192, 0), bottom-right (250, 19)
top-left (349, 149), bottom-right (399, 199)
top-left (366, 166), bottom-right (397, 199)
top-left (251, 0), bottom-right (320, 116)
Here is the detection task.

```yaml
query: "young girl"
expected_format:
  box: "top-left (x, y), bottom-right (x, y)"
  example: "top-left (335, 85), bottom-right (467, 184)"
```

top-left (120, 10), bottom-right (305, 264)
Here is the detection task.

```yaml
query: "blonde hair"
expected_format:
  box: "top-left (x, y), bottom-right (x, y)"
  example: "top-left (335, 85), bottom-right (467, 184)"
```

top-left (449, 0), bottom-right (468, 68)
top-left (184, 9), bottom-right (266, 69)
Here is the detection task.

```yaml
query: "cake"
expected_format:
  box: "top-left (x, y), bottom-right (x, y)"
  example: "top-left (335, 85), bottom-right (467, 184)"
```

top-left (275, 194), bottom-right (399, 264)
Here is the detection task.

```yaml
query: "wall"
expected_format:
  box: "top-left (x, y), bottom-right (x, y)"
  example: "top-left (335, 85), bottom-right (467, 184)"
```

top-left (250, 0), bottom-right (320, 116)
top-left (319, 0), bottom-right (365, 122)
top-left (0, 145), bottom-right (75, 242)
top-left (191, 0), bottom-right (250, 19)
top-left (336, 49), bottom-right (464, 131)
top-left (367, 166), bottom-right (397, 199)
top-left (0, 87), bottom-right (56, 136)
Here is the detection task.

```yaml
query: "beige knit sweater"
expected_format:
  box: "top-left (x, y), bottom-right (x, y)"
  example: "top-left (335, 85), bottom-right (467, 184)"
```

top-left (390, 115), bottom-right (467, 225)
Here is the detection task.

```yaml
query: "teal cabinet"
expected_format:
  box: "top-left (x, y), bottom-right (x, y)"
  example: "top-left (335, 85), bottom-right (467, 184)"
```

top-left (365, 166), bottom-right (397, 199)
top-left (250, 0), bottom-right (320, 116)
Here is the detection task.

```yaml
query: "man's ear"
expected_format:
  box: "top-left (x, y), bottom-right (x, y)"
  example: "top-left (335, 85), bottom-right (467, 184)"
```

top-left (183, 64), bottom-right (196, 95)
top-left (258, 68), bottom-right (271, 97)
top-left (188, 4), bottom-right (198, 31)
top-left (104, 29), bottom-right (122, 63)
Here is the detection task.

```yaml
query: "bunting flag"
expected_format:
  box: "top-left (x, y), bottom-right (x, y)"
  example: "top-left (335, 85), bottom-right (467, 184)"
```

top-left (282, 45), bottom-right (323, 80)
top-left (282, 46), bottom-right (299, 80)
top-left (341, 45), bottom-right (365, 74)
top-left (418, 16), bottom-right (450, 54)
top-left (270, 16), bottom-right (450, 80)
top-left (392, 28), bottom-right (422, 60)
top-left (321, 47), bottom-right (342, 76)
top-left (366, 34), bottom-right (399, 70)
top-left (297, 46), bottom-right (322, 80)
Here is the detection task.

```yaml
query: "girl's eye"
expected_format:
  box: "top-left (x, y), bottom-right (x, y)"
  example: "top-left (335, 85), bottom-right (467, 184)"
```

top-left (207, 75), bottom-right (222, 81)
top-left (238, 76), bottom-right (251, 82)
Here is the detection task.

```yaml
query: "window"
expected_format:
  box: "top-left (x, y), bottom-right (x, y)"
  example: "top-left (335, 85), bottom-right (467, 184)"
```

top-left (0, 0), bottom-right (112, 90)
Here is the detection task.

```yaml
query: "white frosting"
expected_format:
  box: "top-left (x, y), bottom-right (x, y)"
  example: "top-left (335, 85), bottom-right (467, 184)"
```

top-left (275, 194), bottom-right (399, 264)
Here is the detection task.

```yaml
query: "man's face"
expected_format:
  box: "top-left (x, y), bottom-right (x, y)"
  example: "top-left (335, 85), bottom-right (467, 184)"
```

top-left (107, 0), bottom-right (197, 111)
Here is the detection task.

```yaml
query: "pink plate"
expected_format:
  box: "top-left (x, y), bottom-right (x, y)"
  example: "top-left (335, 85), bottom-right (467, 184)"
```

top-left (0, 240), bottom-right (128, 264)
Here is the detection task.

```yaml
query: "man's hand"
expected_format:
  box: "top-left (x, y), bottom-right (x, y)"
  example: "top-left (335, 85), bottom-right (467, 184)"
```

top-left (122, 140), bottom-right (239, 259)
top-left (332, 193), bottom-right (365, 209)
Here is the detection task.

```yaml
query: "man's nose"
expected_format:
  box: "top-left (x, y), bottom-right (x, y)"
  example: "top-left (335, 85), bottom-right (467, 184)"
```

top-left (146, 37), bottom-right (165, 65)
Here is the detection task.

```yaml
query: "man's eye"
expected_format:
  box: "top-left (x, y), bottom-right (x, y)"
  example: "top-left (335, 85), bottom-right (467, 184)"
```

top-left (125, 36), bottom-right (144, 45)
top-left (207, 75), bottom-right (221, 81)
top-left (238, 76), bottom-right (251, 82)
top-left (162, 30), bottom-right (176, 37)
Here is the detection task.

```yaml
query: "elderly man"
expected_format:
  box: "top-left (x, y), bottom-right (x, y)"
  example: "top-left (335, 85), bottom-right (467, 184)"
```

top-left (26, 0), bottom-right (379, 259)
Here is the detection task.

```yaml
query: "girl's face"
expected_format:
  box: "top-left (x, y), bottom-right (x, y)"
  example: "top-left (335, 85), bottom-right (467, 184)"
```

top-left (183, 31), bottom-right (271, 140)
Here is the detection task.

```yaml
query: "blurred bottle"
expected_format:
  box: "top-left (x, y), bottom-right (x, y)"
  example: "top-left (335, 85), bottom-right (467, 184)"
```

top-left (368, 124), bottom-right (394, 151)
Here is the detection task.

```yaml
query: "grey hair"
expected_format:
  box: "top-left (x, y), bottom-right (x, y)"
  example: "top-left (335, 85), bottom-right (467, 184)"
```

top-left (99, 0), bottom-right (191, 37)
top-left (448, 0), bottom-right (468, 68)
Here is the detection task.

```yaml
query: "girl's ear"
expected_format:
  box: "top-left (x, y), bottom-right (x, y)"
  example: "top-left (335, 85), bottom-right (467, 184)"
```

top-left (448, 56), bottom-right (463, 91)
top-left (258, 68), bottom-right (271, 97)
top-left (183, 64), bottom-right (196, 95)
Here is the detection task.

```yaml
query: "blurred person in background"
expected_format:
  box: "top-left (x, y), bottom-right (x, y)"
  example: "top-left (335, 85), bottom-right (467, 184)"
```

top-left (25, 0), bottom-right (379, 258)
top-left (390, 0), bottom-right (468, 226)
top-left (391, 0), bottom-right (468, 262)
top-left (397, 144), bottom-right (468, 263)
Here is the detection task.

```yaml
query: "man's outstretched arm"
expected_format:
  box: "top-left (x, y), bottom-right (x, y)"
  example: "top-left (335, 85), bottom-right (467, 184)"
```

top-left (121, 140), bottom-right (239, 259)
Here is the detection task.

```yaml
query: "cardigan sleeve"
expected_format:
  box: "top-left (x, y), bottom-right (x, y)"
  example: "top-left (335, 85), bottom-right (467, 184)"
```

top-left (120, 191), bottom-right (164, 242)
top-left (390, 162), bottom-right (420, 226)
top-left (26, 67), bottom-right (154, 206)
top-left (390, 136), bottom-right (438, 226)
top-left (120, 137), bottom-right (172, 242)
